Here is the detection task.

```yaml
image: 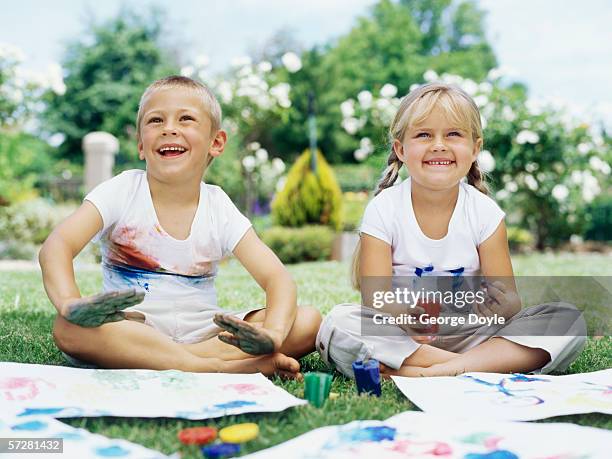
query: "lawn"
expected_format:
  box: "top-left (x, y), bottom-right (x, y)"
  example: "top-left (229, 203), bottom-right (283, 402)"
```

top-left (0, 253), bottom-right (610, 457)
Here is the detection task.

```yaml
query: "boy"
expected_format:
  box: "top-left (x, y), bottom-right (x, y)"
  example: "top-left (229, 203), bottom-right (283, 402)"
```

top-left (39, 76), bottom-right (321, 378)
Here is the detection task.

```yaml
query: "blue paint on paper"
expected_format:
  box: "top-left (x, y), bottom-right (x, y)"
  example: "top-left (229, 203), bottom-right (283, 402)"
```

top-left (18, 407), bottom-right (65, 416)
top-left (57, 431), bottom-right (85, 441)
top-left (464, 449), bottom-right (519, 459)
top-left (94, 445), bottom-right (130, 457)
top-left (214, 400), bottom-right (257, 409)
top-left (339, 426), bottom-right (397, 443)
top-left (11, 420), bottom-right (48, 431)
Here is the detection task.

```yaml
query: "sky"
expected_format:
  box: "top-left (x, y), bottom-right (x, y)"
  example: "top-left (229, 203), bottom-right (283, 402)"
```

top-left (2, 0), bottom-right (612, 125)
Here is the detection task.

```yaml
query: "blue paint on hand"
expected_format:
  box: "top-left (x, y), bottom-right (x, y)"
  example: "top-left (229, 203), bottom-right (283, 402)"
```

top-left (11, 420), bottom-right (48, 431)
top-left (94, 445), bottom-right (130, 457)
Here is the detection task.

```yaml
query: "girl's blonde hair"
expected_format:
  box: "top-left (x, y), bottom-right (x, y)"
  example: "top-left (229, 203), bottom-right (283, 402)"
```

top-left (351, 82), bottom-right (489, 289)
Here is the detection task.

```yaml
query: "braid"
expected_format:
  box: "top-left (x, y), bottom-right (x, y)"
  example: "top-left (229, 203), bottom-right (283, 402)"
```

top-left (467, 161), bottom-right (489, 195)
top-left (375, 151), bottom-right (402, 196)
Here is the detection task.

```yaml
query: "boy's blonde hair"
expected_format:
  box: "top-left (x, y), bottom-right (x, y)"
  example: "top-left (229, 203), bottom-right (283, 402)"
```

top-left (352, 82), bottom-right (489, 289)
top-left (136, 75), bottom-right (222, 140)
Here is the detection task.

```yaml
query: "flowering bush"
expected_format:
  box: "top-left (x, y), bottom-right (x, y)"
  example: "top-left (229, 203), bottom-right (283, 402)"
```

top-left (241, 142), bottom-right (286, 215)
top-left (340, 69), bottom-right (612, 248)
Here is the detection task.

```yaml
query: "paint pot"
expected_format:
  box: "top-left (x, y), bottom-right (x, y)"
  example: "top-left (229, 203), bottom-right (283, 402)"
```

top-left (352, 359), bottom-right (381, 397)
top-left (304, 372), bottom-right (333, 407)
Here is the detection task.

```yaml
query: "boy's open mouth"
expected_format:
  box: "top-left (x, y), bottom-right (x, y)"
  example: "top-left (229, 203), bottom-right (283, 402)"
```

top-left (157, 145), bottom-right (187, 158)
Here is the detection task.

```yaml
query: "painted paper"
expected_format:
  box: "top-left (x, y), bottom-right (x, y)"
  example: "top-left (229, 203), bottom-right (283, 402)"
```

top-left (0, 415), bottom-right (171, 458)
top-left (240, 411), bottom-right (612, 458)
top-left (0, 363), bottom-right (305, 420)
top-left (392, 369), bottom-right (612, 421)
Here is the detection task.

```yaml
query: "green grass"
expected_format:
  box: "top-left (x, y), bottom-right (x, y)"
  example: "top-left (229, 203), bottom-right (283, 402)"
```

top-left (0, 253), bottom-right (610, 457)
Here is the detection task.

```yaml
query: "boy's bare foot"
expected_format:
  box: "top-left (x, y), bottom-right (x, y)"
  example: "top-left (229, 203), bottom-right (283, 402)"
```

top-left (225, 352), bottom-right (302, 380)
top-left (64, 289), bottom-right (145, 327)
top-left (214, 313), bottom-right (276, 355)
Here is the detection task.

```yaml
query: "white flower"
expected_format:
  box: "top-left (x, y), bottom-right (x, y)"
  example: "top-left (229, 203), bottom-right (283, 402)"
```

top-left (47, 133), bottom-right (65, 147)
top-left (409, 83), bottom-right (420, 92)
top-left (255, 148), bottom-right (268, 163)
top-left (357, 90), bottom-right (372, 109)
top-left (480, 115), bottom-right (487, 130)
top-left (216, 82), bottom-right (233, 104)
top-left (516, 130), bottom-right (539, 145)
top-left (276, 176), bottom-right (287, 192)
top-left (589, 156), bottom-right (611, 175)
top-left (582, 172), bottom-right (600, 203)
top-left (270, 83), bottom-right (291, 108)
top-left (242, 155), bottom-right (256, 172)
top-left (423, 69), bottom-right (438, 82)
top-left (272, 158), bottom-right (285, 174)
top-left (194, 54), bottom-right (210, 68)
top-left (524, 174), bottom-right (538, 191)
top-left (380, 83), bottom-right (398, 98)
top-left (473, 95), bottom-right (488, 108)
top-left (281, 52), bottom-right (302, 73)
top-left (46, 63), bottom-right (66, 95)
top-left (551, 184), bottom-right (569, 202)
top-left (342, 117), bottom-right (360, 135)
top-left (247, 142), bottom-right (261, 151)
top-left (231, 56), bottom-right (252, 67)
top-left (496, 189), bottom-right (510, 200)
top-left (570, 171), bottom-right (583, 185)
top-left (525, 99), bottom-right (544, 116)
top-left (487, 68), bottom-right (503, 80)
top-left (241, 108), bottom-right (252, 119)
top-left (525, 162), bottom-right (538, 173)
top-left (258, 61), bottom-right (272, 73)
top-left (180, 66), bottom-right (194, 77)
top-left (577, 143), bottom-right (591, 155)
top-left (502, 106), bottom-right (516, 122)
top-left (477, 150), bottom-right (495, 173)
top-left (462, 79), bottom-right (478, 96)
top-left (478, 82), bottom-right (493, 94)
top-left (340, 99), bottom-right (355, 118)
top-left (354, 148), bottom-right (368, 161)
top-left (359, 137), bottom-right (374, 155)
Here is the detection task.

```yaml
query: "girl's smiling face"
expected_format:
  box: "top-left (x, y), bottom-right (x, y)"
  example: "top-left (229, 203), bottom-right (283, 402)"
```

top-left (138, 87), bottom-right (225, 183)
top-left (393, 106), bottom-right (482, 191)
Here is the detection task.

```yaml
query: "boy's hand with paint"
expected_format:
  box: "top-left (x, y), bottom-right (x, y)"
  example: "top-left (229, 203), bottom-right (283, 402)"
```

top-left (64, 289), bottom-right (145, 327)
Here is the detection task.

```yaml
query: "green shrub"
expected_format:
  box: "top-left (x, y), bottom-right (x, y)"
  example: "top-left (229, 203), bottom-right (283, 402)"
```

top-left (0, 199), bottom-right (77, 247)
top-left (333, 164), bottom-right (379, 192)
top-left (261, 225), bottom-right (334, 264)
top-left (271, 149), bottom-right (342, 230)
top-left (584, 193), bottom-right (612, 241)
top-left (341, 191), bottom-right (369, 231)
top-left (507, 226), bottom-right (534, 253)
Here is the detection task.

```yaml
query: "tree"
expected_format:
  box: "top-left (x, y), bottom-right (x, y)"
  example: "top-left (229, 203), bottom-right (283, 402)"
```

top-left (41, 8), bottom-right (178, 168)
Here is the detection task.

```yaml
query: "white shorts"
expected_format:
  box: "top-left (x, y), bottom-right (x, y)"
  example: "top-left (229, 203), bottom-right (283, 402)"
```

top-left (316, 302), bottom-right (587, 378)
top-left (62, 300), bottom-right (262, 368)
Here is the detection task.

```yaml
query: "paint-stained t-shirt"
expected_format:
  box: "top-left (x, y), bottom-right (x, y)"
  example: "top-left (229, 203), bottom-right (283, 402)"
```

top-left (360, 177), bottom-right (505, 278)
top-left (85, 169), bottom-right (251, 304)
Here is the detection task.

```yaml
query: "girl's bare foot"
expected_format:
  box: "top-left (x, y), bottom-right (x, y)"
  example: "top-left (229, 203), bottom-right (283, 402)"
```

top-left (225, 352), bottom-right (302, 380)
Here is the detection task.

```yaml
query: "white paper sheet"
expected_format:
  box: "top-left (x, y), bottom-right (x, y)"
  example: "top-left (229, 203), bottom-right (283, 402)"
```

top-left (240, 411), bottom-right (612, 458)
top-left (0, 415), bottom-right (171, 458)
top-left (392, 369), bottom-right (612, 421)
top-left (0, 362), bottom-right (305, 420)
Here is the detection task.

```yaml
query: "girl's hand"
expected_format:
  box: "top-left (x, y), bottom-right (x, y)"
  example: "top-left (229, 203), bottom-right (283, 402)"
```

top-left (398, 305), bottom-right (438, 344)
top-left (214, 313), bottom-right (281, 355)
top-left (62, 289), bottom-right (145, 327)
top-left (474, 281), bottom-right (520, 320)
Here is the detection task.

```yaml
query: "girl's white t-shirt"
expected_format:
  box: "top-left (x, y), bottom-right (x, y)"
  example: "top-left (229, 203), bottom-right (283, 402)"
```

top-left (85, 169), bottom-right (251, 304)
top-left (360, 177), bottom-right (505, 277)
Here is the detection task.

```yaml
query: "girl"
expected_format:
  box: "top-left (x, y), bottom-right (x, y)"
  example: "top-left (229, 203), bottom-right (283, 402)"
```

top-left (316, 83), bottom-right (585, 378)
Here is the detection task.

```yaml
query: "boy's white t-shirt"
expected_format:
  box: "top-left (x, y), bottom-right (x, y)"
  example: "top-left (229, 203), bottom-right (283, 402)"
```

top-left (85, 169), bottom-right (251, 304)
top-left (360, 177), bottom-right (505, 277)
